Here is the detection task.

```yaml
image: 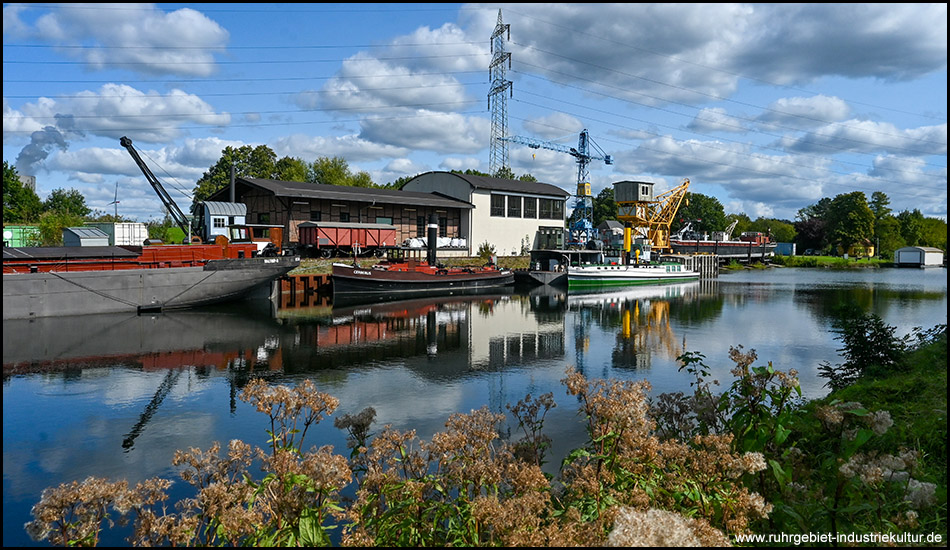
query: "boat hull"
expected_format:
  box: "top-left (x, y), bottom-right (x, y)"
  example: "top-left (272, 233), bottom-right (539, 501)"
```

top-left (567, 263), bottom-right (699, 289)
top-left (669, 240), bottom-right (777, 259)
top-left (332, 262), bottom-right (514, 298)
top-left (3, 256), bottom-right (299, 320)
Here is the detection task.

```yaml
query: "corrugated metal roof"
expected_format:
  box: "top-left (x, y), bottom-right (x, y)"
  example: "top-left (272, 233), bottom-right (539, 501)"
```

top-left (204, 201), bottom-right (247, 216)
top-left (64, 227), bottom-right (109, 239)
top-left (219, 178), bottom-right (474, 209)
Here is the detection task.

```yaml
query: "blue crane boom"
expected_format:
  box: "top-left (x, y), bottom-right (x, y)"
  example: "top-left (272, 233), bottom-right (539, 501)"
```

top-left (501, 129), bottom-right (612, 246)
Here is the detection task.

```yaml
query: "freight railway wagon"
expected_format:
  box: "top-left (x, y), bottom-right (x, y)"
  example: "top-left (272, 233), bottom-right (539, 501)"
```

top-left (297, 221), bottom-right (398, 258)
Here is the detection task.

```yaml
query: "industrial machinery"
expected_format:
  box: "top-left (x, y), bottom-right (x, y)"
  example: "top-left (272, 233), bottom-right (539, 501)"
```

top-left (502, 129), bottom-right (612, 247)
top-left (120, 136), bottom-right (197, 243)
top-left (614, 178), bottom-right (690, 254)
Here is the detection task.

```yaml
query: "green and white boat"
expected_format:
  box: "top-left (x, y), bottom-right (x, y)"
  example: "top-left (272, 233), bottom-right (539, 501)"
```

top-left (567, 260), bottom-right (699, 289)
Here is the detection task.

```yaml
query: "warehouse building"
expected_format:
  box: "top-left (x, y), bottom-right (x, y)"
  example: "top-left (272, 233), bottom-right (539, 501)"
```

top-left (400, 172), bottom-right (570, 256)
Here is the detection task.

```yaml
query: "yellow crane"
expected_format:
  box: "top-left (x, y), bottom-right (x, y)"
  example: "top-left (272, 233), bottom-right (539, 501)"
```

top-left (614, 178), bottom-right (690, 254)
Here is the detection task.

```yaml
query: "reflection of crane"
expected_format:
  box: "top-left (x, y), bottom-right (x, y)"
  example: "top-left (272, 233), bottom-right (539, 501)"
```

top-left (122, 369), bottom-right (182, 451)
top-left (615, 178), bottom-right (690, 253)
top-left (502, 129), bottom-right (612, 246)
top-left (120, 136), bottom-right (194, 242)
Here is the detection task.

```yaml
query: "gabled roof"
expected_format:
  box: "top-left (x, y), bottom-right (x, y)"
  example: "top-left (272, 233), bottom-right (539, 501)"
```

top-left (220, 178), bottom-right (473, 209)
top-left (407, 172), bottom-right (571, 198)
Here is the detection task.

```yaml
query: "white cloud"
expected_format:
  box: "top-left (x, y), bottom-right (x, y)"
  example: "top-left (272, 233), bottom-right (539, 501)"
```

top-left (30, 4), bottom-right (228, 76)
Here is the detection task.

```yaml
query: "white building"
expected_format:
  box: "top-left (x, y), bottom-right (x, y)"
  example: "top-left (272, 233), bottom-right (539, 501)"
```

top-left (894, 246), bottom-right (945, 267)
top-left (401, 172), bottom-right (570, 256)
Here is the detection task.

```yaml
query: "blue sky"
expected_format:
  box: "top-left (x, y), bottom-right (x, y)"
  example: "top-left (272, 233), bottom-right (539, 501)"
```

top-left (3, 3), bottom-right (947, 224)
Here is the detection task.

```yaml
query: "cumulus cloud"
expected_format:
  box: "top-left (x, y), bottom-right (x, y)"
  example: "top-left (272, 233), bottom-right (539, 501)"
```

top-left (273, 133), bottom-right (411, 163)
top-left (10, 84), bottom-right (231, 145)
top-left (25, 4), bottom-right (228, 76)
top-left (358, 111), bottom-right (489, 154)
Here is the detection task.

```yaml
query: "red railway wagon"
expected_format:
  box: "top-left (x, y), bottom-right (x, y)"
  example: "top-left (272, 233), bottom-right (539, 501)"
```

top-left (297, 221), bottom-right (398, 258)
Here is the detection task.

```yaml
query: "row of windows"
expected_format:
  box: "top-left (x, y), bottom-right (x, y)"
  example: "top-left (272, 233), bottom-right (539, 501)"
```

top-left (490, 195), bottom-right (563, 219)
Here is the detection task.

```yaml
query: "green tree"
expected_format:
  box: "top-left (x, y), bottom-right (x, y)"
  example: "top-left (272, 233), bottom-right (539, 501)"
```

top-left (192, 145), bottom-right (307, 206)
top-left (672, 192), bottom-right (726, 235)
top-left (37, 210), bottom-right (85, 246)
top-left (592, 186), bottom-right (617, 228)
top-left (896, 209), bottom-right (925, 247)
top-left (873, 215), bottom-right (904, 259)
top-left (3, 160), bottom-right (43, 223)
top-left (869, 191), bottom-right (891, 220)
top-left (826, 191), bottom-right (874, 252)
top-left (725, 213), bottom-right (752, 237)
top-left (492, 165), bottom-right (516, 180)
top-left (749, 217), bottom-right (796, 243)
top-left (43, 188), bottom-right (91, 218)
top-left (308, 157), bottom-right (375, 187)
top-left (919, 216), bottom-right (947, 251)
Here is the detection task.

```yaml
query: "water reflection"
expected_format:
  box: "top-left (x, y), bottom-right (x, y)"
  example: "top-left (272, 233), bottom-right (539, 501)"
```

top-left (3, 268), bottom-right (946, 548)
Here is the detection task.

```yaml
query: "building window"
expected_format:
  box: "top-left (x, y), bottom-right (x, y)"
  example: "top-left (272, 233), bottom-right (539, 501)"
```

top-left (258, 213), bottom-right (270, 224)
top-left (375, 216), bottom-right (392, 225)
top-left (212, 217), bottom-right (226, 228)
top-left (310, 211), bottom-right (322, 222)
top-left (523, 197), bottom-right (537, 218)
top-left (507, 196), bottom-right (522, 218)
top-left (339, 212), bottom-right (350, 222)
top-left (539, 199), bottom-right (553, 219)
top-left (538, 199), bottom-right (565, 220)
top-left (439, 216), bottom-right (447, 237)
top-left (490, 194), bottom-right (505, 217)
top-left (416, 215), bottom-right (426, 237)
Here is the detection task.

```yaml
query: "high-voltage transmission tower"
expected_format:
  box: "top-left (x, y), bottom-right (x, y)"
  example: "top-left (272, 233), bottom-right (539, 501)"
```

top-left (488, 9), bottom-right (512, 176)
top-left (502, 129), bottom-right (613, 247)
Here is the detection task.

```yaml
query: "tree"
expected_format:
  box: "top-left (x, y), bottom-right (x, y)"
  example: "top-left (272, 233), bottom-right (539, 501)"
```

top-left (826, 192), bottom-right (874, 253)
top-left (919, 217), bottom-right (947, 251)
top-left (749, 217), bottom-right (796, 243)
top-left (43, 188), bottom-right (91, 218)
top-left (592, 186), bottom-right (617, 228)
top-left (896, 209), bottom-right (925, 247)
top-left (869, 191), bottom-right (891, 220)
top-left (725, 213), bottom-right (752, 237)
top-left (794, 197), bottom-right (833, 252)
top-left (308, 157), bottom-right (375, 187)
top-left (191, 145), bottom-right (307, 207)
top-left (3, 160), bottom-right (43, 223)
top-left (672, 193), bottom-right (726, 235)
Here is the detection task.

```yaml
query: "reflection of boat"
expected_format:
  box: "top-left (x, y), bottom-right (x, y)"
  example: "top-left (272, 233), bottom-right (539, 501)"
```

top-left (2, 302), bottom-right (287, 375)
top-left (669, 221), bottom-right (777, 260)
top-left (567, 261), bottom-right (699, 289)
top-left (331, 284), bottom-right (514, 309)
top-left (2, 244), bottom-right (300, 320)
top-left (566, 280), bottom-right (700, 306)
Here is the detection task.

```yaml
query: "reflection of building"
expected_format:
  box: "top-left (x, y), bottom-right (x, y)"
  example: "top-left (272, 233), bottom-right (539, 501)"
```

top-left (469, 296), bottom-right (565, 370)
top-left (279, 293), bottom-right (564, 375)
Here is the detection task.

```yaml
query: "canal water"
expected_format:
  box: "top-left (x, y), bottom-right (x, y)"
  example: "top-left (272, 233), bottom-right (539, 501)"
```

top-left (3, 267), bottom-right (946, 547)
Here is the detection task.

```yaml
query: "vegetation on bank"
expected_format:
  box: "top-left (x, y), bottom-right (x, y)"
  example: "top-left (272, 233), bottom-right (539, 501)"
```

top-left (24, 305), bottom-right (947, 547)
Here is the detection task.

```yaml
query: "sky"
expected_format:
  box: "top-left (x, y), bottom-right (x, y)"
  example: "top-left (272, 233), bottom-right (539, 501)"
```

top-left (3, 3), bottom-right (947, 225)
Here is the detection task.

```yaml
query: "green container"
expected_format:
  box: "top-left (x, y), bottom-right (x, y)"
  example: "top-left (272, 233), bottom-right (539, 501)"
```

top-left (2, 225), bottom-right (40, 247)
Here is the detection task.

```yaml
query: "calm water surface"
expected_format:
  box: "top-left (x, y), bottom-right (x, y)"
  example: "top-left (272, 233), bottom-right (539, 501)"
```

top-left (3, 267), bottom-right (946, 547)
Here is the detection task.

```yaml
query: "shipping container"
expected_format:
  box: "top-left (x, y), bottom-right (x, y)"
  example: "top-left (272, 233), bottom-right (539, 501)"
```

top-left (86, 222), bottom-right (149, 246)
top-left (2, 225), bottom-right (40, 247)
